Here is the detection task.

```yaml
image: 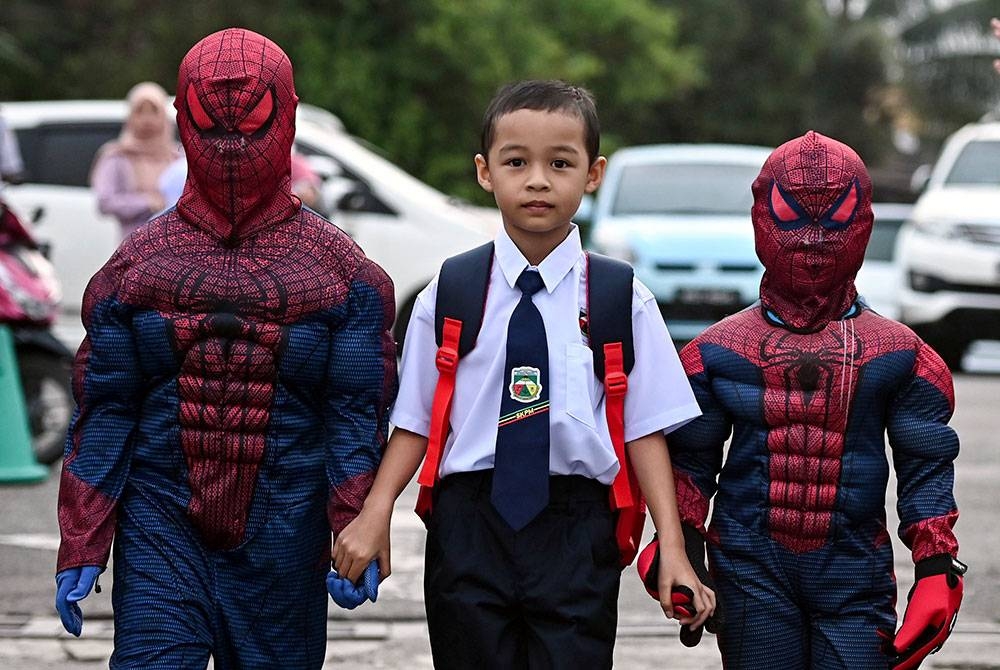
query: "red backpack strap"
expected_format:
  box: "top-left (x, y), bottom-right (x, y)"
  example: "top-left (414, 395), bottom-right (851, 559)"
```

top-left (414, 242), bottom-right (494, 523)
top-left (414, 318), bottom-right (461, 522)
top-left (603, 342), bottom-right (633, 510)
top-left (587, 252), bottom-right (643, 566)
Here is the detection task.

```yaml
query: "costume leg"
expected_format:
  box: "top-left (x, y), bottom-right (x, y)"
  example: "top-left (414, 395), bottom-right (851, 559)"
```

top-left (215, 495), bottom-right (331, 670)
top-left (109, 485), bottom-right (213, 670)
top-left (803, 529), bottom-right (896, 670)
top-left (518, 479), bottom-right (620, 670)
top-left (424, 473), bottom-right (525, 670)
top-left (710, 519), bottom-right (809, 670)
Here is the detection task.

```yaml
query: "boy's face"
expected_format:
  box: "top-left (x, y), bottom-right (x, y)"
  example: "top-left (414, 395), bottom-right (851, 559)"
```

top-left (475, 109), bottom-right (604, 250)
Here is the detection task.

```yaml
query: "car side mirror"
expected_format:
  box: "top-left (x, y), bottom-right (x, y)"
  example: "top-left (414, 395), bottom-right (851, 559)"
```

top-left (910, 164), bottom-right (932, 194)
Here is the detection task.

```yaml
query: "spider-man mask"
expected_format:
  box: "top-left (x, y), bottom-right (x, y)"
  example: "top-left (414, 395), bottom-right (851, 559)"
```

top-left (175, 28), bottom-right (299, 242)
top-left (751, 131), bottom-right (873, 332)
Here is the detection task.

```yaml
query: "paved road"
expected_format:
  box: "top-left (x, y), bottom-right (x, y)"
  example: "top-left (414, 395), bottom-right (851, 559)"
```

top-left (1, 361), bottom-right (998, 667)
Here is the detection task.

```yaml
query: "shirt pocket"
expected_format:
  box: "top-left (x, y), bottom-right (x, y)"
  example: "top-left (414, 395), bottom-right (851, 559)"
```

top-left (565, 343), bottom-right (597, 428)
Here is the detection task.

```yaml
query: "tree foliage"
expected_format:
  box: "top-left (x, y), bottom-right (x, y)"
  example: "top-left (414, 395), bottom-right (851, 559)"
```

top-left (2, 0), bottom-right (997, 201)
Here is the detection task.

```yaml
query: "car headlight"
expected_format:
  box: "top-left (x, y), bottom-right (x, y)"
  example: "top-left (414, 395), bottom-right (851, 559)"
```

top-left (909, 217), bottom-right (959, 239)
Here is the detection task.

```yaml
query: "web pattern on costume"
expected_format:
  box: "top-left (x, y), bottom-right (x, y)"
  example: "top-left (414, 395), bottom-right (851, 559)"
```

top-left (58, 28), bottom-right (397, 564)
top-left (669, 131), bottom-right (958, 559)
top-left (750, 131), bottom-right (873, 332)
top-left (175, 27), bottom-right (299, 242)
top-left (677, 306), bottom-right (960, 555)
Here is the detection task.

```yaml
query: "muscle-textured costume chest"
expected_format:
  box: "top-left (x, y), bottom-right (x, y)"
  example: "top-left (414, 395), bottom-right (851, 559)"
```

top-left (683, 306), bottom-right (926, 552)
top-left (86, 208), bottom-right (375, 549)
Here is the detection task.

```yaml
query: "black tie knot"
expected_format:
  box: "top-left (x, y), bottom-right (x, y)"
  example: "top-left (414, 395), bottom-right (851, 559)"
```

top-left (516, 270), bottom-right (545, 297)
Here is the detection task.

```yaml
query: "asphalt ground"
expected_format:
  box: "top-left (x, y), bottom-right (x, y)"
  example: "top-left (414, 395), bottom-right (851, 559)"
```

top-left (1, 319), bottom-right (998, 668)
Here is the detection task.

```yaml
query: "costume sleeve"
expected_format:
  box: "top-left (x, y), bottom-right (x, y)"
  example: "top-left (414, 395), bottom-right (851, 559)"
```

top-left (667, 339), bottom-right (731, 533)
top-left (56, 254), bottom-right (141, 572)
top-left (91, 151), bottom-right (154, 223)
top-left (886, 342), bottom-right (960, 563)
top-left (325, 258), bottom-right (398, 535)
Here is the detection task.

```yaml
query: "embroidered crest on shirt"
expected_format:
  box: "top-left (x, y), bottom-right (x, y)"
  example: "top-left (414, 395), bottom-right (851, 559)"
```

top-left (509, 366), bottom-right (543, 403)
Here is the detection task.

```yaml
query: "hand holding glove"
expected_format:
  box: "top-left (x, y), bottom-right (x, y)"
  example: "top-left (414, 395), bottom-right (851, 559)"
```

top-left (55, 566), bottom-right (103, 637)
top-left (889, 555), bottom-right (966, 670)
top-left (637, 525), bottom-right (723, 647)
top-left (327, 560), bottom-right (379, 610)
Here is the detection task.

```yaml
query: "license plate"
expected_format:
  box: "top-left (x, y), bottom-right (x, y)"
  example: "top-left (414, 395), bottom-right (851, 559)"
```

top-left (675, 288), bottom-right (741, 306)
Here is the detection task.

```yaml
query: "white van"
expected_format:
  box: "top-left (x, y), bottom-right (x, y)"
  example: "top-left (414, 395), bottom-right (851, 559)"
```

top-left (1, 100), bottom-right (497, 346)
top-left (894, 121), bottom-right (1000, 368)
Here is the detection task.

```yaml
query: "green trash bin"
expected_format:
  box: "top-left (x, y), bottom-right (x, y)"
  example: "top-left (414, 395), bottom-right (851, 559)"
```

top-left (0, 325), bottom-right (48, 482)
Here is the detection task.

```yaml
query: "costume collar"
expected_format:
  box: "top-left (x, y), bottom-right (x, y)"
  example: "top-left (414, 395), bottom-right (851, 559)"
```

top-left (494, 225), bottom-right (581, 294)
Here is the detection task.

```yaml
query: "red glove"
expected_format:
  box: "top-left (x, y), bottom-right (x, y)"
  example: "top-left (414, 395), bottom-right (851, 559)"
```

top-left (889, 555), bottom-right (966, 670)
top-left (636, 525), bottom-right (723, 647)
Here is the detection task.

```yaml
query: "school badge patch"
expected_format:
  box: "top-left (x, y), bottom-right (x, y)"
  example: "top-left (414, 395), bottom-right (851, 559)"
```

top-left (509, 366), bottom-right (543, 403)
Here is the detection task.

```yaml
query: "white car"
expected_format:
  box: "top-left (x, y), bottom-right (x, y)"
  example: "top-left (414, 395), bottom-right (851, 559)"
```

top-left (2, 100), bottom-right (497, 347)
top-left (894, 121), bottom-right (1000, 368)
top-left (855, 202), bottom-right (913, 321)
top-left (585, 143), bottom-right (772, 341)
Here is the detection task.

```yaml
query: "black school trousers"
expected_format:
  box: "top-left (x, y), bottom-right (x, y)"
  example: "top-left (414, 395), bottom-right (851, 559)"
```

top-left (424, 469), bottom-right (621, 670)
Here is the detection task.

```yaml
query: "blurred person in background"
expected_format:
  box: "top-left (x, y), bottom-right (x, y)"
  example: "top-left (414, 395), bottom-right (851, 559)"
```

top-left (290, 150), bottom-right (322, 211)
top-left (90, 82), bottom-right (180, 238)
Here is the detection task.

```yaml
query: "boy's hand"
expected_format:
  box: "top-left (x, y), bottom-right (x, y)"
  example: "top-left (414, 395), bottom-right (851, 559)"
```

top-left (332, 502), bottom-right (392, 585)
top-left (656, 543), bottom-right (715, 630)
top-left (637, 527), bottom-right (723, 646)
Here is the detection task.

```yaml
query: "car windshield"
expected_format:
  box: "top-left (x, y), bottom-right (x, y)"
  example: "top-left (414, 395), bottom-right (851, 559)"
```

top-left (944, 140), bottom-right (1000, 185)
top-left (612, 163), bottom-right (759, 216)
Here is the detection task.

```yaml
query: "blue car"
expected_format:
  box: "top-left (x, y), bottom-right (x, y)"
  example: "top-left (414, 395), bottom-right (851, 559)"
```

top-left (585, 143), bottom-right (773, 341)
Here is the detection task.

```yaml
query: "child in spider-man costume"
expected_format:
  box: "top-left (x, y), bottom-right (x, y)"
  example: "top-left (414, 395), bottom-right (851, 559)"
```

top-left (53, 28), bottom-right (396, 668)
top-left (664, 131), bottom-right (964, 669)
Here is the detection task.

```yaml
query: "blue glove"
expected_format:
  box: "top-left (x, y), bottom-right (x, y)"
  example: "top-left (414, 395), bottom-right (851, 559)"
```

top-left (327, 560), bottom-right (379, 610)
top-left (55, 566), bottom-right (102, 637)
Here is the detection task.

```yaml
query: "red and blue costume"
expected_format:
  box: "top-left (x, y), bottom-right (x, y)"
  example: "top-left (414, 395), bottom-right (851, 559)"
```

top-left (668, 132), bottom-right (962, 669)
top-left (55, 28), bottom-right (396, 669)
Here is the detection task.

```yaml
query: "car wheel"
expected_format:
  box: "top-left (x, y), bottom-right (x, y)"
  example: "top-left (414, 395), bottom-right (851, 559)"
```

top-left (17, 350), bottom-right (74, 465)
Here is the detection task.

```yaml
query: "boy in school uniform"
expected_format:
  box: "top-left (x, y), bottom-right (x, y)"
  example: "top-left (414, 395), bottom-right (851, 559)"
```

top-left (334, 80), bottom-right (715, 668)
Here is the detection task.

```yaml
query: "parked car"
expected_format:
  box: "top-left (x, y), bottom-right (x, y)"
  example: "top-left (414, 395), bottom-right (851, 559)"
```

top-left (585, 143), bottom-right (773, 341)
top-left (855, 202), bottom-right (913, 321)
top-left (1, 100), bottom-right (497, 348)
top-left (894, 121), bottom-right (1000, 369)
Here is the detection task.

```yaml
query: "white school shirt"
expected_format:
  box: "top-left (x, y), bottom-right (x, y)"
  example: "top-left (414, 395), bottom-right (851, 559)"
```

top-left (390, 224), bottom-right (701, 484)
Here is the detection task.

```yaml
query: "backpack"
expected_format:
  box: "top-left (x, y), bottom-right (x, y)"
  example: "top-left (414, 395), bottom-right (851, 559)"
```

top-left (412, 241), bottom-right (645, 567)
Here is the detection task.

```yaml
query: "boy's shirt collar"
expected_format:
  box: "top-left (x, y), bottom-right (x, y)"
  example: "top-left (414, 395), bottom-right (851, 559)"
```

top-left (494, 224), bottom-right (581, 294)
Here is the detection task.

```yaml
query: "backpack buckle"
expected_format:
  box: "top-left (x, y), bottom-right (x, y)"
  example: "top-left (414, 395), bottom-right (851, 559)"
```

top-left (604, 370), bottom-right (628, 397)
top-left (435, 346), bottom-right (459, 374)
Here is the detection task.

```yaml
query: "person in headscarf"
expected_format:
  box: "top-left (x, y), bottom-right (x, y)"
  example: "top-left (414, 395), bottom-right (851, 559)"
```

top-left (664, 131), bottom-right (964, 669)
top-left (55, 29), bottom-right (396, 668)
top-left (90, 81), bottom-right (179, 238)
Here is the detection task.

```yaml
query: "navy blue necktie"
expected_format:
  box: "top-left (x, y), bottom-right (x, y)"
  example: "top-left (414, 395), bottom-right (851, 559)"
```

top-left (491, 269), bottom-right (550, 530)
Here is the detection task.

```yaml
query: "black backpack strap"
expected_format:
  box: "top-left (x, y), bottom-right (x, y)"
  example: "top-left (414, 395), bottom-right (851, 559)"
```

top-left (586, 252), bottom-right (635, 378)
top-left (434, 242), bottom-right (494, 357)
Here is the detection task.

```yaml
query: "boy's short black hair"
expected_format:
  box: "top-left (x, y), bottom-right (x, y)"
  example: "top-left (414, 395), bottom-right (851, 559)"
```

top-left (480, 80), bottom-right (600, 165)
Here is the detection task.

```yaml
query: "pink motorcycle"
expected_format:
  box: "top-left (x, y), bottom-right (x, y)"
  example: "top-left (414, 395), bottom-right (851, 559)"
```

top-left (0, 197), bottom-right (73, 465)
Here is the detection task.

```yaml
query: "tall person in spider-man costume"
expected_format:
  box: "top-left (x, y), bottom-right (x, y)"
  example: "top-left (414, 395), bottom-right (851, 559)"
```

top-left (667, 131), bottom-right (964, 669)
top-left (53, 28), bottom-right (397, 669)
